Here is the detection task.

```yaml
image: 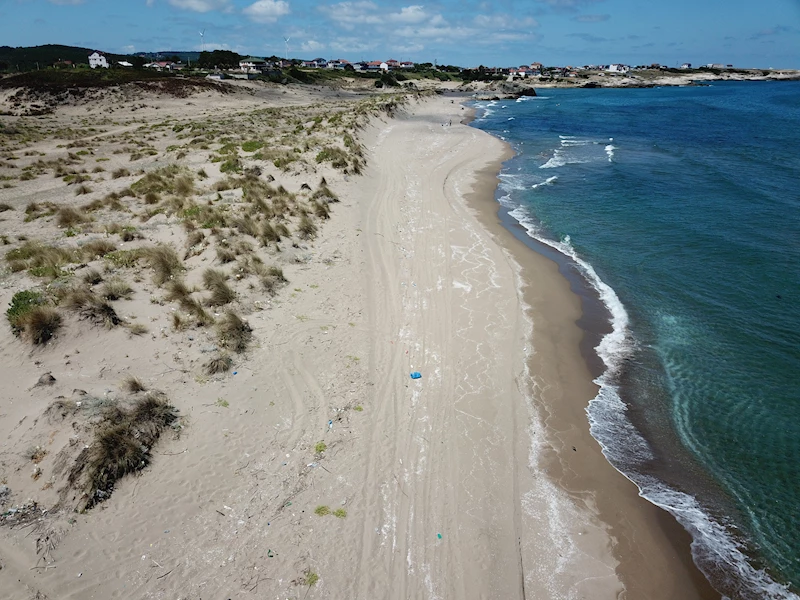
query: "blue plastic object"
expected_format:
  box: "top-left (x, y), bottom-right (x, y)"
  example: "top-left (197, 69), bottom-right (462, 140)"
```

top-left (410, 372), bottom-right (422, 379)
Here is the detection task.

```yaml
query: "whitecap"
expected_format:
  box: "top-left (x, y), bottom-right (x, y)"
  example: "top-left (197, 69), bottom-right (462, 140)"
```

top-left (531, 176), bottom-right (558, 189)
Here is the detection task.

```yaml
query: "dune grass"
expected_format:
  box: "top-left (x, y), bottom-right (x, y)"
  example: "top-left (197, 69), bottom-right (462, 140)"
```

top-left (144, 245), bottom-right (183, 285)
top-left (204, 353), bottom-right (233, 375)
top-left (100, 278), bottom-right (133, 301)
top-left (203, 268), bottom-right (235, 306)
top-left (71, 392), bottom-right (178, 509)
top-left (20, 306), bottom-right (62, 345)
top-left (61, 287), bottom-right (122, 329)
top-left (216, 311), bottom-right (251, 353)
top-left (122, 375), bottom-right (147, 393)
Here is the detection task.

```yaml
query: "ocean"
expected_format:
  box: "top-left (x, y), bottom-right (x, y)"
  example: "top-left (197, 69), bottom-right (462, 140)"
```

top-left (470, 81), bottom-right (800, 599)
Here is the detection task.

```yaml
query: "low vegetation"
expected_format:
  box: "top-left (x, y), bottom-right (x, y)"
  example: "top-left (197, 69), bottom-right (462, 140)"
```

top-left (68, 392), bottom-right (178, 509)
top-left (216, 311), bottom-right (252, 353)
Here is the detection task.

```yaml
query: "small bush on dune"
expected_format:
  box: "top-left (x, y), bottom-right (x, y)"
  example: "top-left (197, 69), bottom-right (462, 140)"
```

top-left (112, 168), bottom-right (130, 179)
top-left (62, 287), bottom-right (122, 329)
top-left (19, 306), bottom-right (62, 345)
top-left (203, 268), bottom-right (235, 306)
top-left (83, 268), bottom-right (103, 285)
top-left (175, 176), bottom-right (194, 197)
top-left (105, 248), bottom-right (145, 269)
top-left (312, 185), bottom-right (339, 203)
top-left (181, 297), bottom-right (213, 326)
top-left (186, 230), bottom-right (205, 248)
top-left (165, 279), bottom-right (191, 303)
top-left (6, 289), bottom-right (46, 334)
top-left (145, 245), bottom-right (183, 286)
top-left (216, 311), bottom-right (251, 353)
top-left (204, 353), bottom-right (232, 375)
top-left (234, 217), bottom-right (259, 238)
top-left (144, 191), bottom-right (160, 205)
top-left (313, 200), bottom-right (330, 220)
top-left (6, 241), bottom-right (79, 279)
top-left (74, 393), bottom-right (178, 509)
top-left (0, 203), bottom-right (13, 212)
top-left (57, 207), bottom-right (89, 228)
top-left (261, 222), bottom-right (280, 244)
top-left (81, 239), bottom-right (117, 259)
top-left (216, 247), bottom-right (235, 264)
top-left (127, 322), bottom-right (148, 336)
top-left (74, 184), bottom-right (92, 196)
top-left (101, 278), bottom-right (133, 301)
top-left (262, 269), bottom-right (287, 295)
top-left (297, 214), bottom-right (317, 239)
top-left (122, 375), bottom-right (147, 393)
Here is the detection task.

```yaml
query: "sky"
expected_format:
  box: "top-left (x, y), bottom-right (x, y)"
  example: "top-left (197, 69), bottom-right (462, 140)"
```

top-left (1, 0), bottom-right (799, 68)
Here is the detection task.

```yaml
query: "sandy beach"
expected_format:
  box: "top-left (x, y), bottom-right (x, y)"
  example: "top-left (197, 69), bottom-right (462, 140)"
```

top-left (0, 82), bottom-right (716, 599)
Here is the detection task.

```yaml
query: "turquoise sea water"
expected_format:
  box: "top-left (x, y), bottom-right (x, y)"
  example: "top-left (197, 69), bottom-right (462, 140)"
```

top-left (471, 82), bottom-right (800, 599)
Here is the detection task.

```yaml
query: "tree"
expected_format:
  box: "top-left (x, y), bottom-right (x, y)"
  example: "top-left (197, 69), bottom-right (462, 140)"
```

top-left (197, 50), bottom-right (243, 69)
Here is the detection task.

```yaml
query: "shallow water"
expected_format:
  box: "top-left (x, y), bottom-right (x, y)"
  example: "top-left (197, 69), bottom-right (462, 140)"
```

top-left (471, 82), bottom-right (800, 599)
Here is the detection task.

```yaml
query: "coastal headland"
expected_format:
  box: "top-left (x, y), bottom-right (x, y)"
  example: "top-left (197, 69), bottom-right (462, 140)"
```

top-left (0, 77), bottom-right (716, 598)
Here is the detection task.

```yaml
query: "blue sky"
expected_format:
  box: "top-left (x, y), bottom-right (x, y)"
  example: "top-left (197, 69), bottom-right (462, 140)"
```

top-left (2, 0), bottom-right (799, 68)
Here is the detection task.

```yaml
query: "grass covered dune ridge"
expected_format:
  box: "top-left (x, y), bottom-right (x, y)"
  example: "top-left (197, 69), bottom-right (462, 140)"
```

top-left (0, 73), bottom-right (423, 592)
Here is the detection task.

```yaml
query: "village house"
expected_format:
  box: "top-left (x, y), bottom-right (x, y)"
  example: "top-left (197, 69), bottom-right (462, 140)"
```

top-left (301, 58), bottom-right (328, 68)
top-left (88, 52), bottom-right (109, 69)
top-left (681, 63), bottom-right (692, 69)
top-left (366, 60), bottom-right (384, 72)
top-left (326, 59), bottom-right (351, 70)
top-left (607, 63), bottom-right (630, 74)
top-left (239, 56), bottom-right (267, 73)
top-left (144, 61), bottom-right (175, 71)
top-left (400, 61), bottom-right (415, 69)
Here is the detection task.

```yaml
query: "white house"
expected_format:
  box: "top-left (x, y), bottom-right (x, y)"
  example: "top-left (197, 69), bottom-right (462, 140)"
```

top-left (681, 63), bottom-right (692, 69)
top-left (88, 52), bottom-right (109, 69)
top-left (239, 57), bottom-right (267, 73)
top-left (607, 63), bottom-right (630, 74)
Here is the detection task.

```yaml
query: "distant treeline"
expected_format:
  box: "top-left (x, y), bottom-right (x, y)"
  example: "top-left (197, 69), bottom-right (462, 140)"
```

top-left (0, 44), bottom-right (143, 72)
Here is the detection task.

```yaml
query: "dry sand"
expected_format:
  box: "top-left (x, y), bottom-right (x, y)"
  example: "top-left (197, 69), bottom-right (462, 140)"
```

top-left (0, 82), bottom-right (715, 599)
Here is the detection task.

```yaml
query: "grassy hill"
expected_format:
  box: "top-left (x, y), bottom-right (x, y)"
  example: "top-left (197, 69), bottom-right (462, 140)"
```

top-left (0, 44), bottom-right (142, 72)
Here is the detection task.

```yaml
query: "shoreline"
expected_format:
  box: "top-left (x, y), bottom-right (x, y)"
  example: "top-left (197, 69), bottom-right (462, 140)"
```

top-left (460, 104), bottom-right (720, 598)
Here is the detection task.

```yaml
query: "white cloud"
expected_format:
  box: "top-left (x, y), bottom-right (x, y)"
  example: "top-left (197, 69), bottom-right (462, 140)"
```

top-left (168, 0), bottom-right (230, 12)
top-left (573, 13), bottom-right (610, 22)
top-left (321, 2), bottom-right (441, 28)
top-left (193, 41), bottom-right (233, 51)
top-left (329, 36), bottom-right (377, 54)
top-left (243, 0), bottom-right (290, 23)
top-left (473, 14), bottom-right (538, 29)
top-left (301, 40), bottom-right (325, 52)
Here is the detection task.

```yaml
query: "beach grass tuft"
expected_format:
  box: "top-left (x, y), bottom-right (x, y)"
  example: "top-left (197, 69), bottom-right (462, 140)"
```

top-left (203, 268), bottom-right (235, 306)
top-left (72, 392), bottom-right (178, 509)
top-left (122, 375), bottom-right (147, 393)
top-left (204, 353), bottom-right (233, 375)
top-left (145, 245), bottom-right (183, 286)
top-left (101, 278), bottom-right (133, 301)
top-left (297, 214), bottom-right (317, 239)
top-left (23, 306), bottom-right (63, 345)
top-left (216, 311), bottom-right (251, 353)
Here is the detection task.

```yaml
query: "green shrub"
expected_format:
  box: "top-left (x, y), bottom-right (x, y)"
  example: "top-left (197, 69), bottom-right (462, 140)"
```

top-left (241, 140), bottom-right (263, 153)
top-left (7, 289), bottom-right (45, 334)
